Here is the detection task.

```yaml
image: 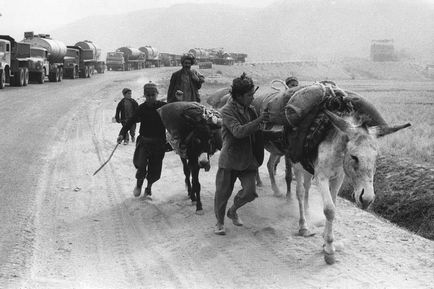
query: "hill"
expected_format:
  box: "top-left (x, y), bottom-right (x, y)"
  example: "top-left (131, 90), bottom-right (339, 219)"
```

top-left (50, 0), bottom-right (434, 62)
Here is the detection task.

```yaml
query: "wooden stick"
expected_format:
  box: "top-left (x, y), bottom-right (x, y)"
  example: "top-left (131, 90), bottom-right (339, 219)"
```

top-left (93, 143), bottom-right (120, 176)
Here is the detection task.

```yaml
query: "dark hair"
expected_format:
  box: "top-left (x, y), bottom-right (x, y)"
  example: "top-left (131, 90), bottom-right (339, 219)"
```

top-left (231, 72), bottom-right (254, 98)
top-left (285, 76), bottom-right (298, 86)
top-left (122, 88), bottom-right (131, 95)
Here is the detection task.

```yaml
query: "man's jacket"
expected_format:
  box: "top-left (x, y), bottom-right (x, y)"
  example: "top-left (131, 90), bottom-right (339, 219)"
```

top-left (167, 69), bottom-right (204, 103)
top-left (218, 99), bottom-right (264, 171)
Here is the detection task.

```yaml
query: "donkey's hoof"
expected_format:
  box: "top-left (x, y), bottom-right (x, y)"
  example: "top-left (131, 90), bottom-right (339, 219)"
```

top-left (298, 228), bottom-right (315, 237)
top-left (195, 209), bottom-right (204, 215)
top-left (324, 252), bottom-right (336, 265)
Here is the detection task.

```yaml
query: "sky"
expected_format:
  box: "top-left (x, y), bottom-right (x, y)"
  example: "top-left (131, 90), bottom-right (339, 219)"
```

top-left (1, 0), bottom-right (433, 48)
top-left (0, 0), bottom-right (276, 39)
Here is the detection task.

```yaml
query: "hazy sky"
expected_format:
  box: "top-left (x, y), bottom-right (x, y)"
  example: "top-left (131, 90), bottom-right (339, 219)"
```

top-left (0, 0), bottom-right (275, 39)
top-left (1, 0), bottom-right (434, 40)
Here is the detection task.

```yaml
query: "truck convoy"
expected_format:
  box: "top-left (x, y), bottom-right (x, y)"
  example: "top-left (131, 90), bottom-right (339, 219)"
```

top-left (189, 48), bottom-right (246, 65)
top-left (0, 35), bottom-right (30, 88)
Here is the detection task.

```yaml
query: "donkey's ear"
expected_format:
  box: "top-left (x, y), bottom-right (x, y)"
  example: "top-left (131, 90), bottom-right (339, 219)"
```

top-left (369, 123), bottom-right (411, 138)
top-left (324, 110), bottom-right (356, 135)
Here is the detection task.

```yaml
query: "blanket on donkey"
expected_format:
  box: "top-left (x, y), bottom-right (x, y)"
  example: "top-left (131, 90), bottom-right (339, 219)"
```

top-left (256, 83), bottom-right (387, 174)
top-left (157, 102), bottom-right (222, 157)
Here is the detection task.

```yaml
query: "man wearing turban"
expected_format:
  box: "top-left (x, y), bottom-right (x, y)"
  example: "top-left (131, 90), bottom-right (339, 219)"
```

top-left (167, 53), bottom-right (205, 103)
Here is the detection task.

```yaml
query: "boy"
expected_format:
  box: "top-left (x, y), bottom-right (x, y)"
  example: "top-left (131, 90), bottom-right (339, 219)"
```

top-left (115, 88), bottom-right (138, 145)
top-left (117, 82), bottom-right (167, 198)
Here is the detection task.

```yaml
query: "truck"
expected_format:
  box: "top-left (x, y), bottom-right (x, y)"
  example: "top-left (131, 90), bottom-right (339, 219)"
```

top-left (64, 46), bottom-right (95, 79)
top-left (230, 53), bottom-right (248, 63)
top-left (75, 40), bottom-right (105, 73)
top-left (0, 35), bottom-right (30, 89)
top-left (20, 32), bottom-right (66, 82)
top-left (160, 53), bottom-right (181, 67)
top-left (208, 48), bottom-right (234, 65)
top-left (106, 51), bottom-right (125, 71)
top-left (28, 46), bottom-right (49, 84)
top-left (139, 46), bottom-right (160, 68)
top-left (116, 47), bottom-right (146, 70)
top-left (189, 48), bottom-right (211, 63)
top-left (370, 39), bottom-right (397, 62)
top-left (106, 47), bottom-right (145, 71)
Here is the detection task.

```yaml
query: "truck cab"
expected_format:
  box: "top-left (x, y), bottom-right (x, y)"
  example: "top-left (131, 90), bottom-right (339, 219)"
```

top-left (65, 46), bottom-right (94, 78)
top-left (64, 47), bottom-right (80, 79)
top-left (0, 35), bottom-right (30, 88)
top-left (0, 39), bottom-right (10, 88)
top-left (106, 51), bottom-right (125, 71)
top-left (29, 47), bottom-right (49, 83)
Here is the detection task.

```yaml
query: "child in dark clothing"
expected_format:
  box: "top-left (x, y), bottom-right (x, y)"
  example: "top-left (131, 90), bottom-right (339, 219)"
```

top-left (115, 88), bottom-right (139, 145)
top-left (117, 82), bottom-right (167, 199)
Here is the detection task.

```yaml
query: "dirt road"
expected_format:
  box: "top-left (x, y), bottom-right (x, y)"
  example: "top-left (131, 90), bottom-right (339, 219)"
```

top-left (2, 69), bottom-right (433, 289)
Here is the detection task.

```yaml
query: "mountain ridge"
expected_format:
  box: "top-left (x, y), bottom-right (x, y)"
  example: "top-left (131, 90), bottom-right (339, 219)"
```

top-left (50, 0), bottom-right (434, 62)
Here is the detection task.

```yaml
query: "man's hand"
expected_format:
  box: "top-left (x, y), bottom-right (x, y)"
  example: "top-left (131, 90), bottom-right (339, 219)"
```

top-left (258, 108), bottom-right (270, 123)
top-left (117, 135), bottom-right (124, 144)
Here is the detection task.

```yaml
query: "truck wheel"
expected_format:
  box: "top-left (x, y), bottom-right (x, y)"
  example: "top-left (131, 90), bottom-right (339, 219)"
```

top-left (58, 68), bottom-right (63, 82)
top-left (38, 71), bottom-right (45, 84)
top-left (0, 71), bottom-right (5, 89)
top-left (15, 68), bottom-right (24, 87)
top-left (23, 68), bottom-right (29, 86)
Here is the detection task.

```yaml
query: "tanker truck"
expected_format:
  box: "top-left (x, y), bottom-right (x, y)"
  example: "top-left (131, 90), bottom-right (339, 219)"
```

top-left (189, 48), bottom-right (211, 63)
top-left (106, 51), bottom-right (125, 71)
top-left (139, 46), bottom-right (160, 68)
top-left (75, 40), bottom-right (105, 73)
top-left (115, 47), bottom-right (146, 70)
top-left (0, 35), bottom-right (30, 88)
top-left (64, 46), bottom-right (95, 79)
top-left (20, 32), bottom-right (66, 82)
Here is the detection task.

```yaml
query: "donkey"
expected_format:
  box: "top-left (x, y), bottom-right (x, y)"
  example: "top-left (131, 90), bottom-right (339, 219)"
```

top-left (292, 110), bottom-right (410, 264)
top-left (180, 126), bottom-right (222, 215)
top-left (159, 101), bottom-right (223, 215)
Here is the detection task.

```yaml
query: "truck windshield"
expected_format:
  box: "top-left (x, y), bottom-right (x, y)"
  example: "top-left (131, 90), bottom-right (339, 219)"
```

top-left (31, 49), bottom-right (45, 58)
top-left (66, 50), bottom-right (77, 57)
top-left (0, 42), bottom-right (5, 52)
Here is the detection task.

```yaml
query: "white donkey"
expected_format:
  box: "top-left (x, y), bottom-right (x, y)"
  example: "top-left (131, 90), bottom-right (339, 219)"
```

top-left (294, 110), bottom-right (410, 264)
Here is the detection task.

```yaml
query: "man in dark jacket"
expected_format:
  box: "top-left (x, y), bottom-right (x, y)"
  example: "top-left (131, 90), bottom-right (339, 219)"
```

top-left (115, 88), bottom-right (139, 145)
top-left (117, 82), bottom-right (167, 199)
top-left (167, 53), bottom-right (205, 103)
top-left (213, 73), bottom-right (270, 235)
